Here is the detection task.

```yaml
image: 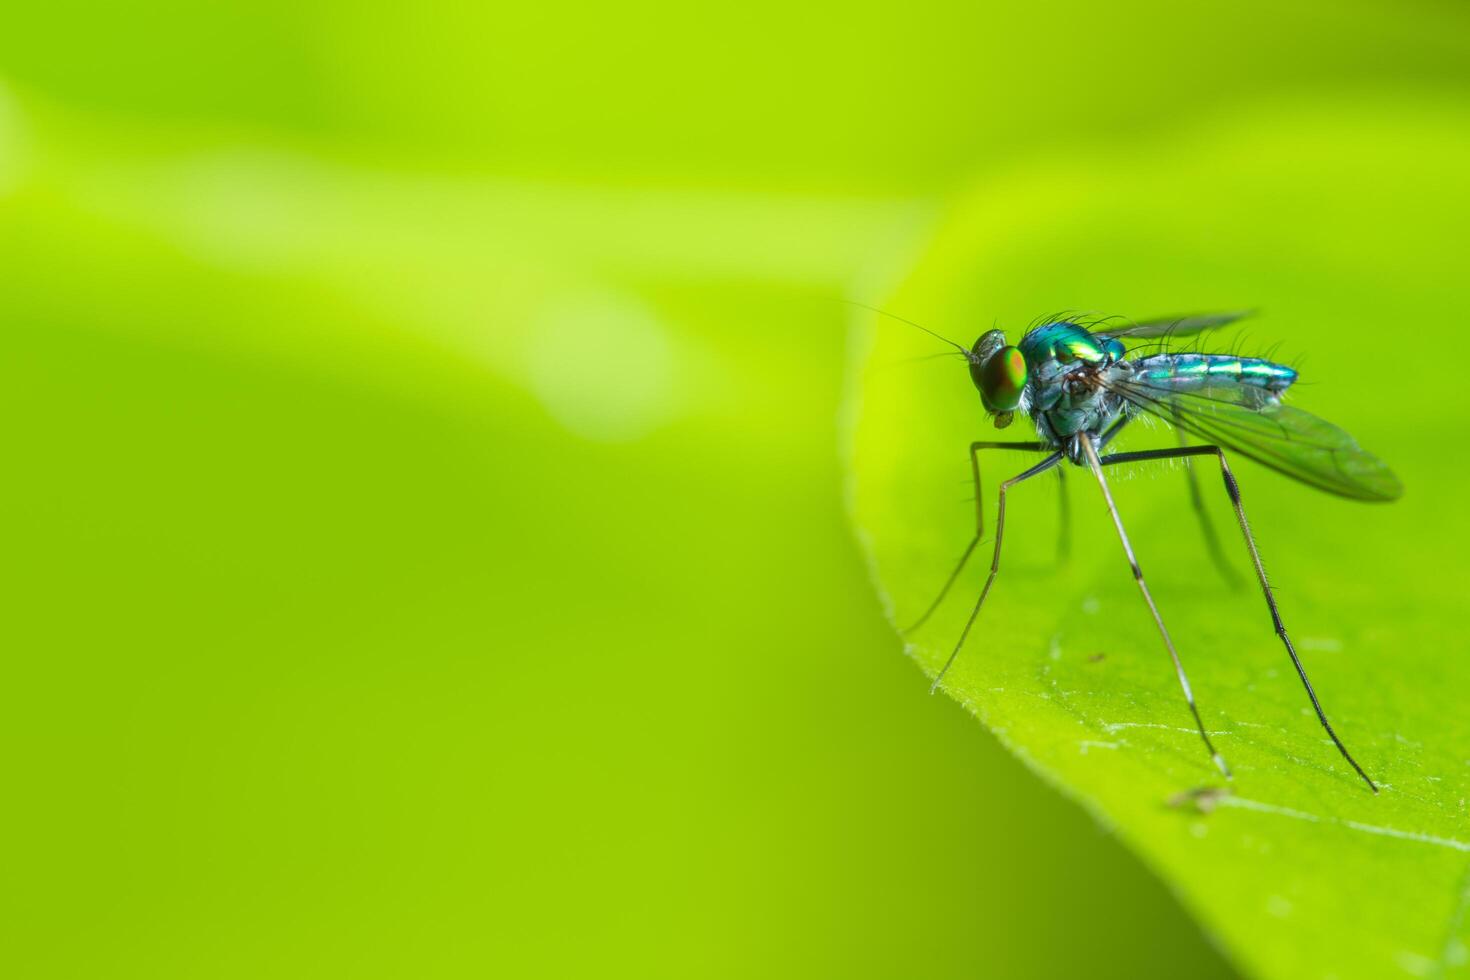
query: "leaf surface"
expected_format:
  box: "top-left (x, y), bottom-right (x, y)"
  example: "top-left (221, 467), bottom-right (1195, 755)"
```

top-left (847, 106), bottom-right (1470, 980)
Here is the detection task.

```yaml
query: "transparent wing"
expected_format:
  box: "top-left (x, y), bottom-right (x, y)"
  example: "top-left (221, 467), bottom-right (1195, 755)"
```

top-left (1104, 373), bottom-right (1403, 501)
top-left (1109, 310), bottom-right (1254, 340)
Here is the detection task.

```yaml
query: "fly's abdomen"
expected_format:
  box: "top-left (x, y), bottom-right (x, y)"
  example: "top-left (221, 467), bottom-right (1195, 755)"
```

top-left (1132, 354), bottom-right (1297, 395)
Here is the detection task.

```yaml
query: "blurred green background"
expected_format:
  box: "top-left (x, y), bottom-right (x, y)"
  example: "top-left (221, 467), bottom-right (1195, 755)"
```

top-left (2, 2), bottom-right (1468, 977)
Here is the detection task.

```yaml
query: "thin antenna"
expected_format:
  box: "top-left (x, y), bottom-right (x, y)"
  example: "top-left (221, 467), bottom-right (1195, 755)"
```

top-left (892, 351), bottom-right (971, 365)
top-left (844, 299), bottom-right (975, 358)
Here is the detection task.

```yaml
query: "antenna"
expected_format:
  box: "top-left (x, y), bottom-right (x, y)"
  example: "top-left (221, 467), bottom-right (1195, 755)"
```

top-left (845, 300), bottom-right (975, 360)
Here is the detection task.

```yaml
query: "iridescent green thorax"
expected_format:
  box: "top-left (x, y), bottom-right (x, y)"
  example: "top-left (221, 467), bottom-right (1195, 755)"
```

top-left (1019, 322), bottom-right (1116, 367)
top-left (1013, 321), bottom-right (1132, 442)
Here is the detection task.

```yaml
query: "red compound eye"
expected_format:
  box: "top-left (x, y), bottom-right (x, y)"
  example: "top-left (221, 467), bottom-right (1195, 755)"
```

top-left (975, 345), bottom-right (1026, 412)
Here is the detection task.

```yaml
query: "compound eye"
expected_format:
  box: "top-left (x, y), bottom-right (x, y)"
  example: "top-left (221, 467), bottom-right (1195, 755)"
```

top-left (977, 345), bottom-right (1027, 413)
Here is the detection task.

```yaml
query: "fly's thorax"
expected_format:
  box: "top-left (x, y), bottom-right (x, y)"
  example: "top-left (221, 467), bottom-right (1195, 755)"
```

top-left (1036, 384), bottom-right (1128, 440)
top-left (1018, 322), bottom-right (1120, 368)
top-left (992, 320), bottom-right (1134, 439)
top-left (1025, 364), bottom-right (1129, 444)
top-left (1019, 324), bottom-right (1118, 410)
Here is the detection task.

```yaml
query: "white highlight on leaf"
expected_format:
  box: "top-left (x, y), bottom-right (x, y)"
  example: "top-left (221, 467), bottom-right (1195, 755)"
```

top-left (527, 290), bottom-right (680, 443)
top-left (1102, 721), bottom-right (1231, 736)
top-left (1220, 796), bottom-right (1470, 853)
top-left (1394, 950), bottom-right (1434, 976)
top-left (1078, 740), bottom-right (1120, 754)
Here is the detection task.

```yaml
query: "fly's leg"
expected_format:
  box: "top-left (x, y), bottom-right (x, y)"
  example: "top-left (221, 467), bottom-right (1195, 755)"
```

top-left (930, 451), bottom-right (1065, 693)
top-left (1098, 443), bottom-right (1378, 793)
top-left (1050, 416), bottom-right (1131, 566)
top-left (1055, 465), bottom-right (1071, 564)
top-left (1180, 445), bottom-right (1243, 588)
top-left (1171, 411), bottom-right (1244, 588)
top-left (903, 441), bottom-right (1047, 633)
top-left (1079, 434), bottom-right (1231, 779)
top-left (1056, 411), bottom-right (1135, 564)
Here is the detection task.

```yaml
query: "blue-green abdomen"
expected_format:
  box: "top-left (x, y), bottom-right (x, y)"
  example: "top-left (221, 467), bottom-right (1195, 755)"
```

top-left (1132, 354), bottom-right (1296, 393)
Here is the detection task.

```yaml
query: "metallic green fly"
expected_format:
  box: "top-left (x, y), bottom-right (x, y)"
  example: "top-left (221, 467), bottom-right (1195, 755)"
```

top-left (903, 310), bottom-right (1401, 792)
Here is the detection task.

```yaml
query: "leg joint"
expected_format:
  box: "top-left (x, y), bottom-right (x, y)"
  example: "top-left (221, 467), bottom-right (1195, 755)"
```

top-left (1221, 471), bottom-right (1241, 505)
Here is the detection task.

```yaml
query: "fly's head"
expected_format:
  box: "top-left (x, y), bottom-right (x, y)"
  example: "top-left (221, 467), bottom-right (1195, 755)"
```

top-left (969, 329), bottom-right (1028, 429)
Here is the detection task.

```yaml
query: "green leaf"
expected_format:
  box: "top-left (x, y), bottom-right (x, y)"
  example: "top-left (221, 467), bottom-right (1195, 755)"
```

top-left (846, 103), bottom-right (1470, 980)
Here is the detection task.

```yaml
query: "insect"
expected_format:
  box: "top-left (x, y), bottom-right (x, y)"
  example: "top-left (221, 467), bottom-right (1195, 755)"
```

top-left (900, 310), bottom-right (1401, 792)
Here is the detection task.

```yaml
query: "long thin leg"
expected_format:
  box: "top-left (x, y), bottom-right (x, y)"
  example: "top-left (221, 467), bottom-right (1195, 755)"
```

top-left (1173, 415), bottom-right (1244, 588)
top-left (903, 441), bottom-right (1046, 633)
top-left (1079, 434), bottom-right (1232, 779)
top-left (1099, 443), bottom-right (1378, 793)
top-left (930, 451), bottom-right (1065, 693)
top-left (1055, 465), bottom-right (1071, 564)
top-left (1049, 414), bottom-right (1130, 565)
